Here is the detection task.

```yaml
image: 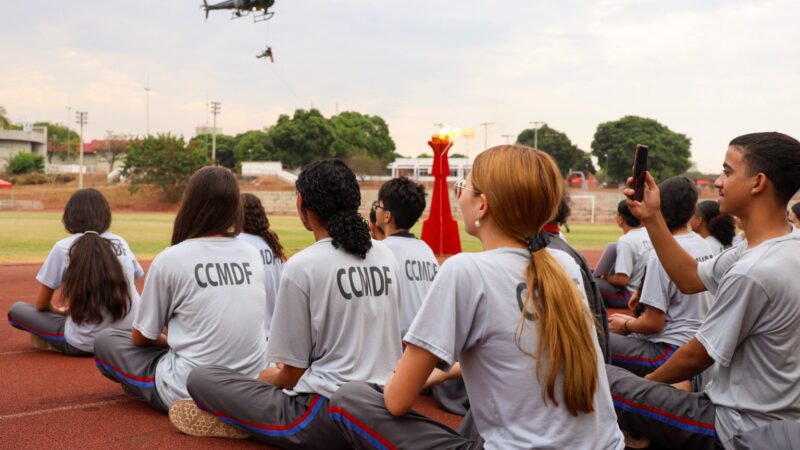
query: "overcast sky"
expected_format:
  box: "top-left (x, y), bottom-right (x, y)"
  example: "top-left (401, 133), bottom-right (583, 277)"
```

top-left (2, 0), bottom-right (799, 172)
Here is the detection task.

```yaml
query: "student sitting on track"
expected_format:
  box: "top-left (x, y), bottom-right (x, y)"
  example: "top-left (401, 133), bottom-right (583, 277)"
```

top-left (606, 132), bottom-right (800, 449)
top-left (598, 201), bottom-right (653, 308)
top-left (238, 193), bottom-right (286, 339)
top-left (169, 159), bottom-right (403, 448)
top-left (690, 200), bottom-right (736, 256)
top-left (373, 176), bottom-right (438, 339)
top-left (7, 188), bottom-right (143, 357)
top-left (607, 176), bottom-right (714, 377)
top-left (93, 166), bottom-right (267, 413)
top-left (328, 145), bottom-right (624, 450)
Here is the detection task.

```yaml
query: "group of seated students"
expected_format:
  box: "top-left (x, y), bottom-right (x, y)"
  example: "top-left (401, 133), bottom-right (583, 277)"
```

top-left (6, 132), bottom-right (800, 450)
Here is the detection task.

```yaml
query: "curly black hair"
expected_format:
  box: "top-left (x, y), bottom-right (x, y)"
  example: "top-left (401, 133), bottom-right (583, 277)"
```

top-left (552, 192), bottom-right (572, 228)
top-left (792, 203), bottom-right (800, 221)
top-left (659, 176), bottom-right (698, 232)
top-left (241, 193), bottom-right (287, 262)
top-left (296, 159), bottom-right (372, 258)
top-left (696, 200), bottom-right (735, 247)
top-left (378, 177), bottom-right (427, 230)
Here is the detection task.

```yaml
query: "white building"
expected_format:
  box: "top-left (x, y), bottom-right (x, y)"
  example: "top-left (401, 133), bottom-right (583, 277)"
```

top-left (387, 157), bottom-right (472, 180)
top-left (0, 127), bottom-right (47, 172)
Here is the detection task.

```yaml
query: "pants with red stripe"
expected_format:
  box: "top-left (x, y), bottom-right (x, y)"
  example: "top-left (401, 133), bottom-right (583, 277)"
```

top-left (94, 327), bottom-right (168, 412)
top-left (7, 302), bottom-right (91, 357)
top-left (609, 333), bottom-right (677, 377)
top-left (606, 364), bottom-right (723, 449)
top-left (186, 365), bottom-right (350, 449)
top-left (597, 280), bottom-right (632, 309)
top-left (329, 382), bottom-right (482, 450)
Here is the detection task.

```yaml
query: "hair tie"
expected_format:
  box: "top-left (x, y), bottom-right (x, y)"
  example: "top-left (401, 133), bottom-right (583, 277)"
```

top-left (527, 233), bottom-right (549, 254)
top-left (83, 230), bottom-right (99, 236)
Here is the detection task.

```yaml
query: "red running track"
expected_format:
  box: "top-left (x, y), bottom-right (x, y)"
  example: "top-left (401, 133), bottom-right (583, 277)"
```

top-left (0, 250), bottom-right (602, 449)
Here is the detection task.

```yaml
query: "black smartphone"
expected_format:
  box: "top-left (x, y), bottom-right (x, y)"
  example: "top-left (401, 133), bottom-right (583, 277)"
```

top-left (632, 144), bottom-right (649, 202)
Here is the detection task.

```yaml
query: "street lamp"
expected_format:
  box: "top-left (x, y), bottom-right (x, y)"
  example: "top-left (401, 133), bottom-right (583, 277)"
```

top-left (210, 101), bottom-right (221, 165)
top-left (501, 134), bottom-right (514, 144)
top-left (76, 111), bottom-right (88, 189)
top-left (529, 121), bottom-right (544, 149)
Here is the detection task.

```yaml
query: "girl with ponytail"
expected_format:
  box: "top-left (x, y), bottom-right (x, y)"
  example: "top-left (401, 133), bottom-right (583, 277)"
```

top-left (239, 193), bottom-right (285, 338)
top-left (169, 159), bottom-right (403, 448)
top-left (328, 145), bottom-right (624, 449)
top-left (7, 188), bottom-right (142, 356)
top-left (690, 200), bottom-right (736, 255)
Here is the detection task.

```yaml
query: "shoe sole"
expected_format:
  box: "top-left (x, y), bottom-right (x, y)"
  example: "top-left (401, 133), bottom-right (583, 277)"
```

top-left (169, 399), bottom-right (249, 439)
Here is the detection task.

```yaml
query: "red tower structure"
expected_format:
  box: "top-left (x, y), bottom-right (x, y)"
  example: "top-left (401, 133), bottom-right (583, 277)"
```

top-left (421, 133), bottom-right (462, 256)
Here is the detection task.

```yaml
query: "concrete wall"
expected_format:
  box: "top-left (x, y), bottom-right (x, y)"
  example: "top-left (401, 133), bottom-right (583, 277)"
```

top-left (0, 128), bottom-right (47, 172)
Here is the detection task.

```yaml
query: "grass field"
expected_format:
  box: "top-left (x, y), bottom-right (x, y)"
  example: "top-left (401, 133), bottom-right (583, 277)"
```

top-left (0, 211), bottom-right (621, 264)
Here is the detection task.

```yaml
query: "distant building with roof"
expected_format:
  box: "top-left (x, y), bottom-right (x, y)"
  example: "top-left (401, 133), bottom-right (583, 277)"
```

top-left (0, 127), bottom-right (47, 172)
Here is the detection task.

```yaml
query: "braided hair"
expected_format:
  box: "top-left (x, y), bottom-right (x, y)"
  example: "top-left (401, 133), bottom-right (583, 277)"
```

top-left (241, 193), bottom-right (286, 262)
top-left (296, 159), bottom-right (372, 259)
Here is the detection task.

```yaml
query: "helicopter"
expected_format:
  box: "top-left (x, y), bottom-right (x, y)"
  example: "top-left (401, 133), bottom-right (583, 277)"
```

top-left (202, 0), bottom-right (275, 22)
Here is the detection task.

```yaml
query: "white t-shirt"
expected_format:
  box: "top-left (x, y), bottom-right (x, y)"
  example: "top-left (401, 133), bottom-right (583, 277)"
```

top-left (614, 227), bottom-right (653, 292)
top-left (405, 247), bottom-right (624, 450)
top-left (134, 237), bottom-right (268, 407)
top-left (381, 234), bottom-right (439, 337)
top-left (36, 232), bottom-right (143, 353)
top-left (237, 233), bottom-right (284, 338)
top-left (266, 238), bottom-right (402, 399)
top-left (705, 235), bottom-right (725, 256)
top-left (636, 232), bottom-right (714, 347)
top-left (696, 229), bottom-right (800, 448)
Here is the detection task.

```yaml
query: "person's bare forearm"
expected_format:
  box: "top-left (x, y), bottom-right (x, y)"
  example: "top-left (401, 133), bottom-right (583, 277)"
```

top-left (645, 338), bottom-right (713, 384)
top-left (642, 213), bottom-right (705, 294)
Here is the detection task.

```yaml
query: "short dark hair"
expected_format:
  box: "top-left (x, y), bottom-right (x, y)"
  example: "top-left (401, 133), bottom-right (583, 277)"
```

top-left (617, 200), bottom-right (640, 227)
top-left (62, 188), bottom-right (112, 234)
top-left (792, 203), bottom-right (800, 219)
top-left (296, 159), bottom-right (372, 258)
top-left (659, 176), bottom-right (698, 232)
top-left (730, 132), bottom-right (800, 205)
top-left (172, 166), bottom-right (243, 245)
top-left (552, 192), bottom-right (572, 226)
top-left (378, 177), bottom-right (427, 229)
top-left (697, 200), bottom-right (735, 246)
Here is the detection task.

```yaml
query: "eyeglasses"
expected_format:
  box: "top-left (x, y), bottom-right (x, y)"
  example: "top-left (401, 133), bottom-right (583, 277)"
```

top-left (454, 178), bottom-right (479, 199)
top-left (371, 201), bottom-right (385, 212)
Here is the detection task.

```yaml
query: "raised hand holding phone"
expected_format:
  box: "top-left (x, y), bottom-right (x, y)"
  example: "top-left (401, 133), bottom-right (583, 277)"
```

top-left (624, 144), bottom-right (661, 223)
top-left (632, 144), bottom-right (649, 202)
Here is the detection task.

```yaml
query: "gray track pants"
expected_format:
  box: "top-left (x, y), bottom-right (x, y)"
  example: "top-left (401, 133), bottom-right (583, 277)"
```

top-left (606, 364), bottom-right (722, 449)
top-left (186, 365), bottom-right (350, 450)
top-left (7, 302), bottom-right (91, 357)
top-left (431, 378), bottom-right (470, 416)
top-left (329, 381), bottom-right (483, 450)
top-left (93, 327), bottom-right (168, 412)
top-left (609, 333), bottom-right (677, 377)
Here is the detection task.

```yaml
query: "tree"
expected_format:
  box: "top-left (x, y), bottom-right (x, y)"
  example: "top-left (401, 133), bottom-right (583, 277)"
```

top-left (189, 134), bottom-right (237, 168)
top-left (417, 153), bottom-right (432, 158)
top-left (97, 132), bottom-right (130, 171)
top-left (450, 153), bottom-right (467, 159)
top-left (345, 154), bottom-right (388, 181)
top-left (329, 111), bottom-right (396, 163)
top-left (33, 122), bottom-right (80, 163)
top-left (232, 130), bottom-right (275, 165)
top-left (267, 109), bottom-right (335, 168)
top-left (7, 152), bottom-right (45, 174)
top-left (591, 116), bottom-right (692, 182)
top-left (517, 124), bottom-right (595, 176)
top-left (122, 134), bottom-right (210, 201)
top-left (0, 105), bottom-right (11, 130)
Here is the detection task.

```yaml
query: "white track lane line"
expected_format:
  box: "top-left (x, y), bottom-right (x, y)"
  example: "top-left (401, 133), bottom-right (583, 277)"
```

top-left (0, 397), bottom-right (132, 420)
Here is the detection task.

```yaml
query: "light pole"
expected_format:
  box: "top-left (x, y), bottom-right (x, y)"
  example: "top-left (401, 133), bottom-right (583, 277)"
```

top-left (76, 111), bottom-right (88, 189)
top-left (210, 101), bottom-right (221, 164)
top-left (479, 122), bottom-right (494, 151)
top-left (66, 105), bottom-right (72, 156)
top-left (529, 121), bottom-right (544, 149)
top-left (501, 134), bottom-right (514, 144)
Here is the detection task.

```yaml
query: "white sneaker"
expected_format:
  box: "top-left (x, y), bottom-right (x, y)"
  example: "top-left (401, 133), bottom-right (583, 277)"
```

top-left (169, 399), bottom-right (249, 439)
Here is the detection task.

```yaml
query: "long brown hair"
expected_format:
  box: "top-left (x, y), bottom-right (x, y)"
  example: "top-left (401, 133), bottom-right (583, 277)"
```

top-left (60, 189), bottom-right (130, 324)
top-left (172, 166), bottom-right (243, 245)
top-left (241, 193), bottom-right (286, 262)
top-left (470, 145), bottom-right (598, 415)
